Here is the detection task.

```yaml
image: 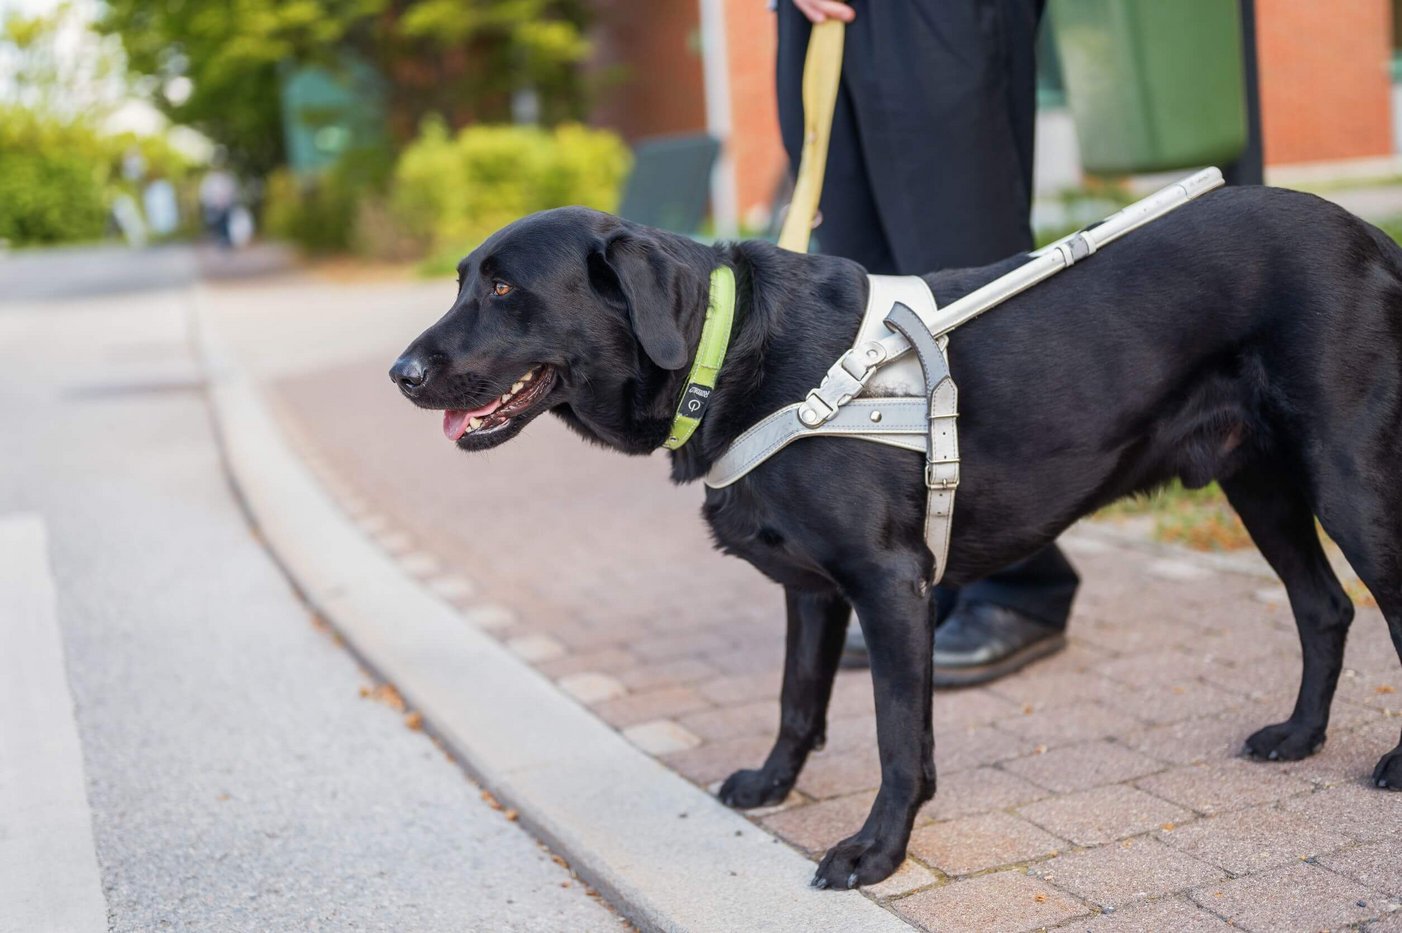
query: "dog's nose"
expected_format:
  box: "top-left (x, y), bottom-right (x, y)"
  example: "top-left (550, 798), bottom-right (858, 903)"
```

top-left (389, 356), bottom-right (428, 391)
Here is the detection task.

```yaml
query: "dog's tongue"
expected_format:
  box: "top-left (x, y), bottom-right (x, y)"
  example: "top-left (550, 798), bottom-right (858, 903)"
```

top-left (442, 397), bottom-right (504, 441)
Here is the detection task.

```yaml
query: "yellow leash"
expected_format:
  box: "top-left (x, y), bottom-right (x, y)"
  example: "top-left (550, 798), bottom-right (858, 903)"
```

top-left (776, 19), bottom-right (846, 253)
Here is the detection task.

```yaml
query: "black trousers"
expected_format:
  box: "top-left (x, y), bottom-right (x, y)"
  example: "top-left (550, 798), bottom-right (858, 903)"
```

top-left (777, 0), bottom-right (1076, 629)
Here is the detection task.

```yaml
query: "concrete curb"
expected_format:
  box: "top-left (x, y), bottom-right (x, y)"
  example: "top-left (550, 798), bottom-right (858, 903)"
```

top-left (0, 515), bottom-right (108, 933)
top-left (193, 294), bottom-right (912, 933)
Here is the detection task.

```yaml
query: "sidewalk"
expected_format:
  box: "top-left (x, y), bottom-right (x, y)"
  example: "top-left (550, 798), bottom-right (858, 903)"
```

top-left (209, 270), bottom-right (1402, 932)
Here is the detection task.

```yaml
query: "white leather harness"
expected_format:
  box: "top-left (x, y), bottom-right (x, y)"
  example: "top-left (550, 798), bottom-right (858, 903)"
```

top-left (702, 168), bottom-right (1226, 590)
top-left (706, 276), bottom-right (960, 585)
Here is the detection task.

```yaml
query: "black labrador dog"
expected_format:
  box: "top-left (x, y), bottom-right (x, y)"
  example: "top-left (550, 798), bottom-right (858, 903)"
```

top-left (390, 186), bottom-right (1402, 889)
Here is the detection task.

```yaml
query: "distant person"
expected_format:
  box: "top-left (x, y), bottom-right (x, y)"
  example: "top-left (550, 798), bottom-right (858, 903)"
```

top-left (778, 0), bottom-right (1077, 685)
top-left (198, 165), bottom-right (238, 247)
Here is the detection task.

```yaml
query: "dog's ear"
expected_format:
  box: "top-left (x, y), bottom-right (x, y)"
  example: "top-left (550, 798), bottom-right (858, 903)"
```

top-left (588, 232), bottom-right (693, 371)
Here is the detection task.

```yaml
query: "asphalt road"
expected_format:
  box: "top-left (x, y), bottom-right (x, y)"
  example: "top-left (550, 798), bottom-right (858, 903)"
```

top-left (0, 247), bottom-right (621, 931)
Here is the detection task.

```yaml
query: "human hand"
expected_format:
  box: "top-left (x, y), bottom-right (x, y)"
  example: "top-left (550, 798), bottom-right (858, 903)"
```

top-left (791, 0), bottom-right (855, 24)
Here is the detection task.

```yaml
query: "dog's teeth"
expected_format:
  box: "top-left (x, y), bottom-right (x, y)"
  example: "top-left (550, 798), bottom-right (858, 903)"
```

top-left (511, 381), bottom-right (525, 393)
top-left (501, 392), bottom-right (512, 403)
top-left (468, 417), bottom-right (482, 431)
top-left (522, 370), bottom-right (535, 382)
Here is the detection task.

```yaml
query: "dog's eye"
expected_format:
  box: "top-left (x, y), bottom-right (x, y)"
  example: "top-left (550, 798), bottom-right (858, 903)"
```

top-left (492, 281), bottom-right (513, 297)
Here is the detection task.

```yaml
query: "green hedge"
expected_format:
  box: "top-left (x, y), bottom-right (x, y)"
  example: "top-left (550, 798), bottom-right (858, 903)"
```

top-left (391, 119), bottom-right (630, 258)
top-left (0, 107), bottom-right (196, 247)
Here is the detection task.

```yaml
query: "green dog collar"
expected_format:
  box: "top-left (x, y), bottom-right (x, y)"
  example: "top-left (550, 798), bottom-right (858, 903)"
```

top-left (663, 265), bottom-right (736, 451)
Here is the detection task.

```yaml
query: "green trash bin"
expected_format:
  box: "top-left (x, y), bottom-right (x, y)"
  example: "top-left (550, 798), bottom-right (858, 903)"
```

top-left (1049, 0), bottom-right (1247, 175)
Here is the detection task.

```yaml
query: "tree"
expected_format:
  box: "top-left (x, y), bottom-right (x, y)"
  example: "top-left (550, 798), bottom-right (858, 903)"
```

top-left (99, 0), bottom-right (594, 179)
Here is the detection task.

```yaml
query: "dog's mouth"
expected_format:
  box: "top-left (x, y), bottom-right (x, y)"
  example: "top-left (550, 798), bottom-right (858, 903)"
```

top-left (441, 364), bottom-right (557, 443)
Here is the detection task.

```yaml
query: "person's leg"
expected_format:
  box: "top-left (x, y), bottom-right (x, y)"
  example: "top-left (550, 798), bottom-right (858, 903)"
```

top-left (777, 2), bottom-right (898, 274)
top-left (931, 546), bottom-right (1077, 686)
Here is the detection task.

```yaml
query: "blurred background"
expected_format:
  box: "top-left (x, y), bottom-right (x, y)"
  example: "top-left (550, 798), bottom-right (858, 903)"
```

top-left (4, 0), bottom-right (1402, 267)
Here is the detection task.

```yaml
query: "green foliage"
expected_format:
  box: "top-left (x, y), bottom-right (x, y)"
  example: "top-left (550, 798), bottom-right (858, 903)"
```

top-left (389, 119), bottom-right (630, 261)
top-left (99, 0), bottom-right (595, 178)
top-left (0, 106), bottom-right (195, 246)
top-left (264, 144), bottom-right (395, 254)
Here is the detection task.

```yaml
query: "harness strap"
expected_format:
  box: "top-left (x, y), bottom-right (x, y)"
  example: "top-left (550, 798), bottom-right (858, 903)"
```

top-left (884, 302), bottom-right (960, 587)
top-left (705, 398), bottom-right (930, 488)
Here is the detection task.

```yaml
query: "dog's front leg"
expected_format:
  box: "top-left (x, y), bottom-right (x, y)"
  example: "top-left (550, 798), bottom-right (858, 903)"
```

top-left (813, 560), bottom-right (934, 890)
top-left (719, 587), bottom-right (850, 808)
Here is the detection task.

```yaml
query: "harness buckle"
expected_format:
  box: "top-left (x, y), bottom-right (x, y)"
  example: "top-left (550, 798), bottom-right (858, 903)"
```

top-left (925, 460), bottom-right (960, 490)
top-left (799, 350), bottom-right (874, 427)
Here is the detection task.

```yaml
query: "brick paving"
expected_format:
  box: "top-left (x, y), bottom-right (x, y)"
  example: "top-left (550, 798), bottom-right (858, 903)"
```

top-left (271, 346), bottom-right (1402, 931)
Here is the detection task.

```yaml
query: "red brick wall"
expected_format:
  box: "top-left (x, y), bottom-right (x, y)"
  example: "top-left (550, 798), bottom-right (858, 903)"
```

top-left (589, 0), bottom-right (708, 142)
top-left (722, 0), bottom-right (789, 226)
top-left (1256, 0), bottom-right (1393, 165)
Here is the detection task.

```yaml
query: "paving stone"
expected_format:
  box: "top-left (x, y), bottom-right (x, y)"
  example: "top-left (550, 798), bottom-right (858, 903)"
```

top-left (1273, 717), bottom-right (1402, 786)
top-left (759, 792), bottom-right (876, 855)
top-left (907, 811), bottom-right (1068, 876)
top-left (933, 688), bottom-right (1025, 730)
top-left (1019, 784), bottom-right (1192, 847)
top-left (696, 671), bottom-right (782, 706)
top-left (424, 573), bottom-right (476, 603)
top-left (1280, 781), bottom-right (1402, 843)
top-left (397, 550), bottom-right (443, 578)
top-left (1134, 759), bottom-right (1313, 816)
top-left (621, 719), bottom-right (701, 755)
top-left (863, 859), bottom-right (940, 900)
top-left (1189, 861), bottom-right (1380, 932)
top-left (1033, 837), bottom-right (1225, 909)
top-left (919, 767), bottom-right (1049, 822)
top-left (987, 671), bottom-right (1131, 711)
top-left (1367, 909), bottom-right (1402, 932)
top-left (993, 701), bottom-right (1145, 748)
top-left (617, 657), bottom-right (719, 691)
top-left (1122, 713), bottom-right (1256, 766)
top-left (1059, 895), bottom-right (1238, 932)
top-left (459, 604), bottom-right (516, 631)
top-left (794, 747), bottom-right (882, 800)
top-left (661, 734), bottom-right (775, 785)
top-left (1158, 804), bottom-right (1353, 874)
top-left (677, 700), bottom-right (777, 743)
top-left (505, 633), bottom-right (565, 662)
top-left (372, 529), bottom-right (414, 555)
top-left (630, 630), bottom-right (734, 662)
top-left (1109, 680), bottom-right (1248, 727)
top-left (1002, 740), bottom-right (1166, 794)
top-left (536, 647), bottom-right (638, 680)
top-left (557, 672), bottom-right (626, 704)
top-left (591, 686), bottom-right (710, 729)
top-left (1316, 841), bottom-right (1402, 895)
top-left (939, 724), bottom-right (1041, 773)
top-left (892, 868), bottom-right (1089, 933)
top-left (821, 714), bottom-right (878, 753)
top-left (1075, 616), bottom-right (1194, 655)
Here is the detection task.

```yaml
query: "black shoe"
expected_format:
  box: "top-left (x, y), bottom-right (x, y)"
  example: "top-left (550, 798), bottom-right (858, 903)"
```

top-left (932, 602), bottom-right (1065, 688)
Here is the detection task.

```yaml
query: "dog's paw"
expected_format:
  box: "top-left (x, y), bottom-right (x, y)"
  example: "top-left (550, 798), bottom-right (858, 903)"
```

top-left (811, 835), bottom-right (902, 890)
top-left (718, 768), bottom-right (793, 809)
top-left (1245, 720), bottom-right (1325, 761)
top-left (1372, 745), bottom-right (1402, 790)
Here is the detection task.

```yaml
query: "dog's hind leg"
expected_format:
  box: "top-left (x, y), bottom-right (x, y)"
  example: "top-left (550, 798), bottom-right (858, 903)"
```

top-left (1222, 464), bottom-right (1354, 761)
top-left (718, 587), bottom-right (850, 808)
top-left (1311, 471), bottom-right (1402, 790)
top-left (811, 554), bottom-right (934, 890)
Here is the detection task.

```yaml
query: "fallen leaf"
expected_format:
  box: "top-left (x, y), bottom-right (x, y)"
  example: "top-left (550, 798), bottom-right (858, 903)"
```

top-left (481, 789), bottom-right (503, 810)
top-left (1023, 704), bottom-right (1035, 715)
top-left (1161, 823), bottom-right (1175, 832)
top-left (505, 808), bottom-right (519, 822)
top-left (1376, 685), bottom-right (1396, 695)
top-left (404, 711), bottom-right (424, 731)
top-left (1034, 893), bottom-right (1047, 903)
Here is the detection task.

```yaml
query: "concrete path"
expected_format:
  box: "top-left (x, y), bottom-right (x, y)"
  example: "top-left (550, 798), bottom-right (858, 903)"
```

top-left (0, 252), bottom-right (620, 931)
top-left (217, 268), bottom-right (1402, 932)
